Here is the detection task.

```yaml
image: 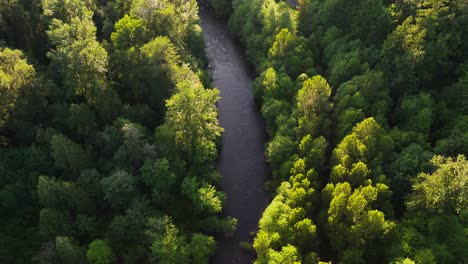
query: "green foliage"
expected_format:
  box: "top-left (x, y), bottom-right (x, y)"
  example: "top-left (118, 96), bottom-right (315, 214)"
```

top-left (268, 28), bottom-right (314, 77)
top-left (208, 0), bottom-right (231, 18)
top-left (0, 48), bottom-right (35, 128)
top-left (165, 80), bottom-right (223, 167)
top-left (189, 233), bottom-right (216, 264)
top-left (399, 93), bottom-right (434, 135)
top-left (141, 158), bottom-right (177, 204)
top-left (46, 7), bottom-right (108, 103)
top-left (100, 170), bottom-right (136, 210)
top-left (37, 176), bottom-right (92, 212)
top-left (146, 216), bottom-right (189, 264)
top-left (407, 155), bottom-right (467, 216)
top-left (333, 71), bottom-right (391, 139)
top-left (297, 75), bottom-right (332, 138)
top-left (331, 118), bottom-right (393, 186)
top-left (50, 134), bottom-right (93, 174)
top-left (323, 182), bottom-right (395, 262)
top-left (266, 134), bottom-right (296, 181)
top-left (111, 14), bottom-right (146, 50)
top-left (0, 0), bottom-right (230, 262)
top-left (87, 239), bottom-right (114, 264)
top-left (55, 236), bottom-right (85, 264)
top-left (39, 208), bottom-right (71, 239)
top-left (1, 0), bottom-right (467, 262)
top-left (182, 177), bottom-right (224, 214)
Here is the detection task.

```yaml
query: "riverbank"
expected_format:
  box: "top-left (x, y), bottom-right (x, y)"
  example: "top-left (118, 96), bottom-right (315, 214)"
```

top-left (198, 4), bottom-right (270, 264)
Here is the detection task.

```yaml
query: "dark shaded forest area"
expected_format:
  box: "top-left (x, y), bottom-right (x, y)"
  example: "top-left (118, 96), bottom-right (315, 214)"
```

top-left (1, 0), bottom-right (235, 263)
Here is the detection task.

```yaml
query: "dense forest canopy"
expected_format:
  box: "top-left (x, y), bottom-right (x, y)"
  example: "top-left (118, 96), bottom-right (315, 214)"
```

top-left (0, 0), bottom-right (234, 262)
top-left (209, 0), bottom-right (467, 263)
top-left (0, 0), bottom-right (467, 263)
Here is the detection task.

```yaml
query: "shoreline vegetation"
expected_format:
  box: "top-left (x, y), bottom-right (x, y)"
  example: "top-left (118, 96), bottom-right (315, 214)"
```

top-left (208, 0), bottom-right (467, 263)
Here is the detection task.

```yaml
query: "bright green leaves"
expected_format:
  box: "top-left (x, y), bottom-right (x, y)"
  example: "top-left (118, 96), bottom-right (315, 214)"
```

top-left (391, 156), bottom-right (468, 263)
top-left (324, 117), bottom-right (394, 262)
top-left (229, 0), bottom-right (298, 66)
top-left (297, 75), bottom-right (332, 138)
top-left (181, 177), bottom-right (224, 214)
top-left (0, 48), bottom-right (35, 128)
top-left (165, 81), bottom-right (223, 167)
top-left (145, 216), bottom-right (216, 264)
top-left (45, 0), bottom-right (108, 103)
top-left (407, 155), bottom-right (467, 216)
top-left (42, 0), bottom-right (96, 23)
top-left (111, 15), bottom-right (146, 50)
top-left (146, 216), bottom-right (189, 264)
top-left (254, 180), bottom-right (317, 263)
top-left (268, 28), bottom-right (314, 77)
top-left (324, 182), bottom-right (395, 262)
top-left (331, 118), bottom-right (393, 186)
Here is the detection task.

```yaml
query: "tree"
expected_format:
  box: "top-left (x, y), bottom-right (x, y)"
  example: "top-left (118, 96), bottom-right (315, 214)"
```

top-left (208, 0), bottom-right (231, 18)
top-left (189, 233), bottom-right (216, 264)
top-left (37, 176), bottom-right (91, 212)
top-left (50, 134), bottom-right (92, 175)
top-left (141, 158), bottom-right (177, 205)
top-left (268, 28), bottom-right (314, 77)
top-left (323, 182), bottom-right (395, 262)
top-left (399, 93), bottom-right (434, 135)
top-left (266, 134), bottom-right (296, 180)
top-left (146, 216), bottom-right (189, 264)
top-left (111, 14), bottom-right (146, 51)
top-left (389, 144), bottom-right (433, 214)
top-left (100, 170), bottom-right (136, 210)
top-left (181, 177), bottom-right (224, 214)
top-left (0, 48), bottom-right (35, 128)
top-left (407, 155), bottom-right (467, 216)
top-left (46, 6), bottom-right (108, 103)
top-left (263, 244), bottom-right (302, 264)
top-left (296, 75), bottom-right (332, 137)
top-left (55, 236), bottom-right (85, 264)
top-left (68, 103), bottom-right (96, 138)
top-left (87, 239), bottom-right (114, 264)
top-left (165, 80), bottom-right (223, 167)
top-left (39, 208), bottom-right (71, 239)
top-left (41, 0), bottom-right (96, 23)
top-left (331, 118), bottom-right (393, 185)
top-left (113, 120), bottom-right (153, 170)
top-left (106, 198), bottom-right (152, 245)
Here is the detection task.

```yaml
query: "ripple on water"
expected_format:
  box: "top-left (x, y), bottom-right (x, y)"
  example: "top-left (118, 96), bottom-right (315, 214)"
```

top-left (199, 4), bottom-right (270, 264)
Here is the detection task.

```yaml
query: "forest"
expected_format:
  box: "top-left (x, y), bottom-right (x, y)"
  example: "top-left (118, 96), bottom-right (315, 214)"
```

top-left (0, 0), bottom-right (235, 263)
top-left (0, 0), bottom-right (467, 263)
top-left (212, 0), bottom-right (467, 263)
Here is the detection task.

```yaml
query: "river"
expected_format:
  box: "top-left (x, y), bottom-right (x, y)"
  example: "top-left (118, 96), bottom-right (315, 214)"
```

top-left (199, 4), bottom-right (270, 264)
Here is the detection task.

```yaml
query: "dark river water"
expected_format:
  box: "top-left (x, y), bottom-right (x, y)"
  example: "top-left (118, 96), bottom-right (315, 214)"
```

top-left (199, 4), bottom-right (270, 264)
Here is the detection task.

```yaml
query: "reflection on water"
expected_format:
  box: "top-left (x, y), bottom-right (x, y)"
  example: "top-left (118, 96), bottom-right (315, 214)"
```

top-left (199, 3), bottom-right (270, 264)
